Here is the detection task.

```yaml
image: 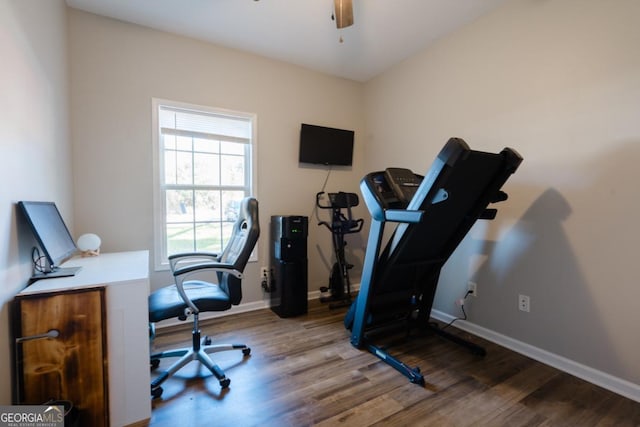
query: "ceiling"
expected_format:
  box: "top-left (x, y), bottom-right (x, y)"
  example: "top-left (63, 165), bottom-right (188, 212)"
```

top-left (65, 0), bottom-right (508, 82)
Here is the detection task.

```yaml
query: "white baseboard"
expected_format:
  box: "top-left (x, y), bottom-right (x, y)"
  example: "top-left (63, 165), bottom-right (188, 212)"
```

top-left (431, 309), bottom-right (640, 403)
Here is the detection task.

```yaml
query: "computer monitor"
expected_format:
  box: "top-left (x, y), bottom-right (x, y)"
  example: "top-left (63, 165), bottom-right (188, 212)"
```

top-left (18, 201), bottom-right (81, 279)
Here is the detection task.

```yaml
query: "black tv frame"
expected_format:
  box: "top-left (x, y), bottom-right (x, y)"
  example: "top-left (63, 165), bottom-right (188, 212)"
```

top-left (299, 123), bottom-right (354, 166)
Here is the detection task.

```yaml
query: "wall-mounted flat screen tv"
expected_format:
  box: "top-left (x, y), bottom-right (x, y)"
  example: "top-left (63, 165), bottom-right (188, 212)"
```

top-left (299, 123), bottom-right (354, 166)
top-left (18, 201), bottom-right (81, 279)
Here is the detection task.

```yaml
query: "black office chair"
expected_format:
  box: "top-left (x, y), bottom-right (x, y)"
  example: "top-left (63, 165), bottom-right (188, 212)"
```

top-left (148, 197), bottom-right (260, 398)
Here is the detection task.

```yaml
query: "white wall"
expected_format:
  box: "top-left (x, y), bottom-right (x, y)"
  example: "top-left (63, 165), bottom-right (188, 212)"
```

top-left (0, 0), bottom-right (71, 405)
top-left (365, 0), bottom-right (640, 392)
top-left (68, 10), bottom-right (367, 304)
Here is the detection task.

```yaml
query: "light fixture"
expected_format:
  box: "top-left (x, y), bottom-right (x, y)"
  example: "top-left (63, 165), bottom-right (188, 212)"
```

top-left (77, 233), bottom-right (102, 256)
top-left (334, 0), bottom-right (353, 29)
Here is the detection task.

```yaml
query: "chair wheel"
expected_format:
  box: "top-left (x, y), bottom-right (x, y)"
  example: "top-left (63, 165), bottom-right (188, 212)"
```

top-left (204, 336), bottom-right (212, 345)
top-left (242, 347), bottom-right (251, 356)
top-left (151, 386), bottom-right (163, 399)
top-left (150, 359), bottom-right (160, 369)
top-left (220, 378), bottom-right (231, 388)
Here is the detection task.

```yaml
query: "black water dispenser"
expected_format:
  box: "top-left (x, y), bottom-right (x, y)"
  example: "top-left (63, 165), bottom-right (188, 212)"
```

top-left (269, 215), bottom-right (308, 317)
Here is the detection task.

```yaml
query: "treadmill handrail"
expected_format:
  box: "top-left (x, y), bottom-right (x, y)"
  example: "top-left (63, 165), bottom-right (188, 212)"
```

top-left (385, 209), bottom-right (423, 223)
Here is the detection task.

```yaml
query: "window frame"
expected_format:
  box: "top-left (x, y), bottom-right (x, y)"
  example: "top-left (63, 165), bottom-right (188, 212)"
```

top-left (152, 98), bottom-right (258, 271)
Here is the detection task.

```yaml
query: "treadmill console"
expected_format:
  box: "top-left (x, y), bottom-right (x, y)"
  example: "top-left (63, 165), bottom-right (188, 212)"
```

top-left (384, 168), bottom-right (423, 205)
top-left (363, 168), bottom-right (423, 211)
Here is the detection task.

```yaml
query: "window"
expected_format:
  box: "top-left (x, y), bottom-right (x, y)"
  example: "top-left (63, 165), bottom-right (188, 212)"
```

top-left (152, 99), bottom-right (256, 270)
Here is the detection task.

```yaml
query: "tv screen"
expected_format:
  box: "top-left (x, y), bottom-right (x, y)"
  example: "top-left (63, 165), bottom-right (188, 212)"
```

top-left (299, 123), bottom-right (354, 166)
top-left (18, 201), bottom-right (79, 276)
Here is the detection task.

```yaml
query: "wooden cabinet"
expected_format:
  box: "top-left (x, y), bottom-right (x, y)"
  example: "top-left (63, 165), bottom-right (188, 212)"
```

top-left (14, 251), bottom-right (151, 427)
top-left (15, 288), bottom-right (108, 426)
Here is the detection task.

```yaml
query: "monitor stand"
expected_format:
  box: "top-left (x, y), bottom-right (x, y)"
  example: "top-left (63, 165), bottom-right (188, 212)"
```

top-left (30, 266), bottom-right (82, 283)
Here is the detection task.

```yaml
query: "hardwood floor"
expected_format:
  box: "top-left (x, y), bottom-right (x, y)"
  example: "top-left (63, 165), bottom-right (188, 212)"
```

top-left (148, 299), bottom-right (640, 426)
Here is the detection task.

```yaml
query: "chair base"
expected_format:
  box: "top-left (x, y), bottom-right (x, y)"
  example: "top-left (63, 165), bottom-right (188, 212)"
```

top-left (150, 332), bottom-right (250, 398)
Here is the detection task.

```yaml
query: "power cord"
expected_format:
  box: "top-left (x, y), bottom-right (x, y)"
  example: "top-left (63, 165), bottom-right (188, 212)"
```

top-left (440, 289), bottom-right (473, 330)
top-left (309, 166), bottom-right (333, 220)
top-left (31, 247), bottom-right (48, 274)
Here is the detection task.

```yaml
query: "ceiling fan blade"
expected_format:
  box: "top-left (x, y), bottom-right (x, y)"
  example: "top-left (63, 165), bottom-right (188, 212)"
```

top-left (334, 0), bottom-right (354, 29)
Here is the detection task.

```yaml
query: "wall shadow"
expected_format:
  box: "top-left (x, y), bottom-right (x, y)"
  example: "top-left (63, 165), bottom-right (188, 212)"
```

top-left (437, 140), bottom-right (640, 386)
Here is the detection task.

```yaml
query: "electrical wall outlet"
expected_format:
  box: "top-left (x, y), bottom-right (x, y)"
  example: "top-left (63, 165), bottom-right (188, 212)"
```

top-left (467, 281), bottom-right (477, 297)
top-left (261, 267), bottom-right (270, 292)
top-left (518, 294), bottom-right (530, 312)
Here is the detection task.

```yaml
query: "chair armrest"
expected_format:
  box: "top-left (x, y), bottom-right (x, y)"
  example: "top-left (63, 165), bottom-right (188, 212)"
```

top-left (171, 262), bottom-right (243, 315)
top-left (173, 262), bottom-right (243, 279)
top-left (168, 252), bottom-right (219, 260)
top-left (168, 252), bottom-right (220, 273)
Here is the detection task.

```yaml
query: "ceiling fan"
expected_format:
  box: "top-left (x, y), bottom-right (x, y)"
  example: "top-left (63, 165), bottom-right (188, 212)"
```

top-left (333, 0), bottom-right (354, 29)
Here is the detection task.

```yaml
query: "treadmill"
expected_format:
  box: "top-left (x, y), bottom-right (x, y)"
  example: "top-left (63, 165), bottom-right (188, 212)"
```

top-left (346, 137), bottom-right (523, 385)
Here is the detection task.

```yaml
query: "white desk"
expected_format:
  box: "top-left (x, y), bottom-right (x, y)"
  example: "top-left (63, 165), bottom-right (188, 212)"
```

top-left (18, 251), bottom-right (151, 427)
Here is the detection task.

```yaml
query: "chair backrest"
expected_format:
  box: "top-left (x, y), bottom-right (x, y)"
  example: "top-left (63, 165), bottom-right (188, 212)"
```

top-left (218, 197), bottom-right (260, 304)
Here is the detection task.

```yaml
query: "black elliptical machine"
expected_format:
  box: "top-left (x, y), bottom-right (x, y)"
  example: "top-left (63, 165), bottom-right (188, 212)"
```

top-left (316, 191), bottom-right (364, 308)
